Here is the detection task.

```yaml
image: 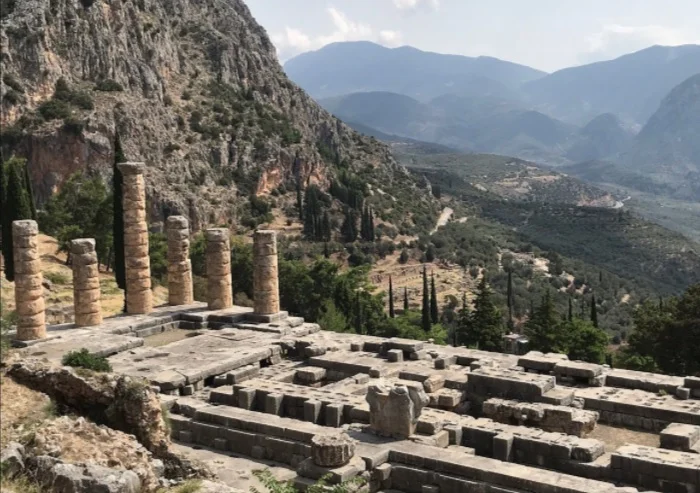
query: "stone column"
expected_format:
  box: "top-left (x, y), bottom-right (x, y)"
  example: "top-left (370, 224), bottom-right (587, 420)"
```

top-left (311, 433), bottom-right (356, 467)
top-left (366, 381), bottom-right (429, 438)
top-left (205, 228), bottom-right (232, 310)
top-left (166, 216), bottom-right (193, 306)
top-left (12, 220), bottom-right (46, 341)
top-left (71, 238), bottom-right (102, 327)
top-left (253, 230), bottom-right (280, 315)
top-left (117, 162), bottom-right (153, 315)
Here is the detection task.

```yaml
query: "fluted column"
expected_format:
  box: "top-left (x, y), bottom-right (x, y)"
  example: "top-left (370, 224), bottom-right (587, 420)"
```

top-left (13, 220), bottom-right (46, 340)
top-left (117, 162), bottom-right (153, 315)
top-left (253, 230), bottom-right (280, 315)
top-left (205, 228), bottom-right (232, 310)
top-left (71, 238), bottom-right (102, 327)
top-left (167, 216), bottom-right (193, 306)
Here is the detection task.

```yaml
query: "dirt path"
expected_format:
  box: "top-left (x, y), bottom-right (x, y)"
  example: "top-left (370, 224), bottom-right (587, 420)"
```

top-left (432, 207), bottom-right (454, 233)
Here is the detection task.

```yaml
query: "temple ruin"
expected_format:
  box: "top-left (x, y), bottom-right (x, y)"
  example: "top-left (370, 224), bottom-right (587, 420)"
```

top-left (7, 169), bottom-right (700, 493)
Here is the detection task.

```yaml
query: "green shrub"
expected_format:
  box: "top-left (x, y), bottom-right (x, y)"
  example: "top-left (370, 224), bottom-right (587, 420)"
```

top-left (95, 79), bottom-right (124, 92)
top-left (70, 91), bottom-right (94, 110)
top-left (3, 73), bottom-right (24, 93)
top-left (62, 117), bottom-right (85, 135)
top-left (3, 90), bottom-right (23, 105)
top-left (39, 99), bottom-right (71, 120)
top-left (62, 348), bottom-right (112, 372)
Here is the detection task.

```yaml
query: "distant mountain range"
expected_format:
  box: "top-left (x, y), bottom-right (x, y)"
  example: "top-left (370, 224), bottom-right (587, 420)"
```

top-left (286, 42), bottom-right (700, 199)
top-left (284, 41), bottom-right (545, 102)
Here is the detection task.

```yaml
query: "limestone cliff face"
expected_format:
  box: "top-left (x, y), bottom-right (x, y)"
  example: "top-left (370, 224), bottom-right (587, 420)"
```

top-left (0, 0), bottom-right (408, 230)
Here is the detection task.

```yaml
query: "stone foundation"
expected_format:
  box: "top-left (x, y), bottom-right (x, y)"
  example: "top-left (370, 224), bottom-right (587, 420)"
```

top-left (12, 220), bottom-right (46, 341)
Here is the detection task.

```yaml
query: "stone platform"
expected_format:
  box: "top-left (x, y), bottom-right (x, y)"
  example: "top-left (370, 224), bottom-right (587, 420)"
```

top-left (14, 303), bottom-right (700, 493)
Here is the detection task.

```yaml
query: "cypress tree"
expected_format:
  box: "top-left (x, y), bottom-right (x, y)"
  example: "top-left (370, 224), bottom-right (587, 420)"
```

top-left (388, 276), bottom-right (395, 318)
top-left (368, 207), bottom-right (375, 241)
top-left (568, 296), bottom-right (574, 322)
top-left (468, 276), bottom-right (504, 351)
top-left (323, 242), bottom-right (330, 259)
top-left (355, 291), bottom-right (363, 334)
top-left (403, 287), bottom-right (409, 313)
top-left (341, 208), bottom-right (357, 243)
top-left (2, 158), bottom-right (33, 282)
top-left (296, 186), bottom-right (303, 220)
top-left (456, 292), bottom-right (470, 346)
top-left (590, 294), bottom-right (599, 328)
top-left (506, 269), bottom-right (514, 327)
top-left (421, 266), bottom-right (431, 332)
top-left (113, 134), bottom-right (127, 309)
top-left (22, 159), bottom-right (37, 220)
top-left (430, 273), bottom-right (439, 323)
top-left (322, 211), bottom-right (331, 242)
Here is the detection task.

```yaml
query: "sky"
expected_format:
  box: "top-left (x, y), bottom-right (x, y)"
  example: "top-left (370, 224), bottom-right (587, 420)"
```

top-left (245, 0), bottom-right (700, 72)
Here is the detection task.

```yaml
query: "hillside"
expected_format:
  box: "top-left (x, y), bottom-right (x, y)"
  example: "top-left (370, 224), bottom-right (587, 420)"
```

top-left (322, 91), bottom-right (575, 164)
top-left (0, 0), bottom-right (434, 232)
top-left (617, 73), bottom-right (700, 200)
top-left (284, 41), bottom-right (546, 101)
top-left (565, 113), bottom-right (633, 162)
top-left (522, 44), bottom-right (700, 125)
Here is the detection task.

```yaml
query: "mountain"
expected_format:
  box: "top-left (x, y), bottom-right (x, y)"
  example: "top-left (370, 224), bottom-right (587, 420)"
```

top-left (321, 91), bottom-right (575, 164)
top-left (284, 41), bottom-right (546, 102)
top-left (523, 45), bottom-right (700, 125)
top-left (0, 0), bottom-right (433, 231)
top-left (617, 73), bottom-right (700, 199)
top-left (564, 113), bottom-right (634, 162)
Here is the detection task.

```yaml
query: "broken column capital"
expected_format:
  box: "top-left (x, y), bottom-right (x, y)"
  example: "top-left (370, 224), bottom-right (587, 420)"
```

top-left (116, 162), bottom-right (146, 175)
top-left (311, 433), bottom-right (356, 468)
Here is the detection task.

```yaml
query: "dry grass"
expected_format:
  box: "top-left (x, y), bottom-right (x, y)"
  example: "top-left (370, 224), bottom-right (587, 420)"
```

top-left (369, 254), bottom-right (477, 311)
top-left (0, 376), bottom-right (53, 448)
top-left (588, 423), bottom-right (660, 452)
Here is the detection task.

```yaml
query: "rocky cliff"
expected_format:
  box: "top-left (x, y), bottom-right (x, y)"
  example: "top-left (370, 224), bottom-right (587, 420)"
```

top-left (0, 0), bottom-right (423, 230)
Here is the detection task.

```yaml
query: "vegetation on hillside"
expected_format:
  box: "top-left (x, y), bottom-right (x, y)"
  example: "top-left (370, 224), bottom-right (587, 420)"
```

top-left (1, 156), bottom-right (36, 282)
top-left (617, 284), bottom-right (700, 375)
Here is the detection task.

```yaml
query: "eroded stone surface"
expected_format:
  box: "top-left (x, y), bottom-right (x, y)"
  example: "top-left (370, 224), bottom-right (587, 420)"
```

top-left (13, 220), bottom-right (46, 340)
top-left (311, 433), bottom-right (356, 467)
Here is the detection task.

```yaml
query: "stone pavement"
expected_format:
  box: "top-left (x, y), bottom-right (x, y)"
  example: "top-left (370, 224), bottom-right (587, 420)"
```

top-left (14, 303), bottom-right (700, 492)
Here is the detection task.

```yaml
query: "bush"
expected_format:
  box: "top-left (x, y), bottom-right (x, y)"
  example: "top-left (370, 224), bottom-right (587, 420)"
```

top-left (62, 348), bottom-right (112, 372)
top-left (3, 90), bottom-right (23, 105)
top-left (70, 91), bottom-right (94, 110)
top-left (39, 99), bottom-right (71, 120)
top-left (95, 79), bottom-right (123, 92)
top-left (62, 117), bottom-right (84, 136)
top-left (3, 73), bottom-right (24, 93)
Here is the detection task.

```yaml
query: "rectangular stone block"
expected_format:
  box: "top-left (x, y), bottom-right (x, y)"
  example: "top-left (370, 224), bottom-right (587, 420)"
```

top-left (493, 433), bottom-right (514, 462)
top-left (238, 388), bottom-right (256, 410)
top-left (304, 400), bottom-right (322, 424)
top-left (325, 403), bottom-right (344, 427)
top-left (387, 349), bottom-right (404, 362)
top-left (265, 393), bottom-right (284, 415)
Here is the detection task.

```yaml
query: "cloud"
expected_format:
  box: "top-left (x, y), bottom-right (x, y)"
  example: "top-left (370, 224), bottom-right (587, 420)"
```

top-left (581, 24), bottom-right (700, 63)
top-left (272, 7), bottom-right (402, 62)
top-left (379, 30), bottom-right (403, 47)
top-left (392, 0), bottom-right (439, 11)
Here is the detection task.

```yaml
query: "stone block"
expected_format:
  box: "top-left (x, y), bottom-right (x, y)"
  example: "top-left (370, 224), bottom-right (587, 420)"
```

top-left (326, 403), bottom-right (344, 427)
top-left (493, 433), bottom-right (514, 462)
top-left (676, 387), bottom-right (691, 400)
top-left (179, 430), bottom-right (193, 443)
top-left (265, 393), bottom-right (284, 415)
top-left (297, 457), bottom-right (366, 484)
top-left (238, 388), bottom-right (256, 410)
top-left (387, 349), bottom-right (404, 362)
top-left (660, 423), bottom-right (700, 451)
top-left (423, 374), bottom-right (446, 393)
top-left (304, 400), bottom-right (322, 423)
